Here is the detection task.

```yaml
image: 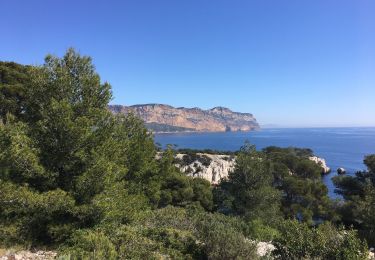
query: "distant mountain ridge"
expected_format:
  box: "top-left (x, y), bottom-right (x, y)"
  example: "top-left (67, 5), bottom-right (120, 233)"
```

top-left (109, 104), bottom-right (260, 133)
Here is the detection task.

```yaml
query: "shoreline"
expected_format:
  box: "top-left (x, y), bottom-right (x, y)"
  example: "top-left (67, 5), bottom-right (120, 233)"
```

top-left (151, 128), bottom-right (261, 135)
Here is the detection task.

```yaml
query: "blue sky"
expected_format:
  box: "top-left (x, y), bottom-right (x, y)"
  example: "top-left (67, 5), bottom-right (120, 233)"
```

top-left (1, 0), bottom-right (374, 127)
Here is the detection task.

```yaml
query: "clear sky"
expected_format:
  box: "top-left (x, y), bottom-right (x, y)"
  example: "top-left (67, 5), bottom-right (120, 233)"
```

top-left (1, 0), bottom-right (374, 127)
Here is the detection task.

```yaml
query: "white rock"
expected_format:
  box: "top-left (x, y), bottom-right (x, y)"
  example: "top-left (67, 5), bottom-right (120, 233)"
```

top-left (369, 248), bottom-right (375, 260)
top-left (256, 241), bottom-right (276, 257)
top-left (176, 153), bottom-right (235, 184)
top-left (176, 153), bottom-right (331, 184)
top-left (309, 156), bottom-right (331, 174)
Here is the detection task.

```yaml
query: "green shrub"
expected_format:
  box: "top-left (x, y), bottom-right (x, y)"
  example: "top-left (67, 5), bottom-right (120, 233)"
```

top-left (195, 213), bottom-right (258, 260)
top-left (62, 230), bottom-right (117, 260)
top-left (247, 219), bottom-right (280, 241)
top-left (273, 220), bottom-right (368, 260)
top-left (112, 226), bottom-right (159, 260)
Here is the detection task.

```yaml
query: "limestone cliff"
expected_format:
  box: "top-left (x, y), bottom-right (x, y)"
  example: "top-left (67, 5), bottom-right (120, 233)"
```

top-left (109, 104), bottom-right (260, 133)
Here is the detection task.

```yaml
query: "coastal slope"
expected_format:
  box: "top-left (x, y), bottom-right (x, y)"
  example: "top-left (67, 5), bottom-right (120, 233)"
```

top-left (109, 104), bottom-right (260, 133)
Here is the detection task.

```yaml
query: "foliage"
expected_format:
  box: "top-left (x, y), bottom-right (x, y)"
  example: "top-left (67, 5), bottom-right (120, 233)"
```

top-left (156, 147), bottom-right (214, 210)
top-left (191, 178), bottom-right (214, 211)
top-left (0, 50), bottom-right (217, 248)
top-left (247, 219), bottom-right (280, 241)
top-left (364, 154), bottom-right (375, 173)
top-left (61, 206), bottom-right (258, 259)
top-left (273, 220), bottom-right (368, 260)
top-left (117, 113), bottom-right (160, 204)
top-left (281, 176), bottom-right (333, 224)
top-left (262, 146), bottom-right (314, 158)
top-left (0, 61), bottom-right (32, 123)
top-left (1, 50), bottom-right (112, 246)
top-left (0, 49), bottom-right (148, 246)
top-left (144, 206), bottom-right (259, 259)
top-left (263, 146), bottom-right (335, 223)
top-left (195, 213), bottom-right (259, 260)
top-left (333, 154), bottom-right (375, 246)
top-left (215, 142), bottom-right (282, 224)
top-left (61, 230), bottom-right (118, 259)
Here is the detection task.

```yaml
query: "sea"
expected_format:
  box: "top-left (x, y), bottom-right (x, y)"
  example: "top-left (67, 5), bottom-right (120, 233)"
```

top-left (154, 127), bottom-right (375, 198)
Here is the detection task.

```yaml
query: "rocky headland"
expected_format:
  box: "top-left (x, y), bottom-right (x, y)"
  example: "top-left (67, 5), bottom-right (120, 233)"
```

top-left (109, 104), bottom-right (260, 133)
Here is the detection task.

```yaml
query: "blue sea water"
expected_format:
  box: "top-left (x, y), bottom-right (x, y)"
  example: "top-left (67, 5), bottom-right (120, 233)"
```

top-left (154, 127), bottom-right (375, 198)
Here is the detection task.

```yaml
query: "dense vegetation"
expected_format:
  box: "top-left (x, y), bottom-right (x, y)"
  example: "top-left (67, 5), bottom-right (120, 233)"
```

top-left (262, 146), bottom-right (336, 224)
top-left (0, 50), bottom-right (373, 259)
top-left (333, 154), bottom-right (375, 246)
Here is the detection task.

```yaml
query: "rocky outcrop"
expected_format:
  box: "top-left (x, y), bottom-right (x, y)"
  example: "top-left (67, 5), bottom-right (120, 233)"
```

top-left (175, 153), bottom-right (235, 184)
top-left (309, 156), bottom-right (331, 174)
top-left (175, 153), bottom-right (331, 184)
top-left (109, 104), bottom-right (260, 133)
top-left (256, 241), bottom-right (276, 257)
top-left (369, 248), bottom-right (375, 260)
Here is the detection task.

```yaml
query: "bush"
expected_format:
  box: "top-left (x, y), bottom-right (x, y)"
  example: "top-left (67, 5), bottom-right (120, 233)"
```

top-left (195, 213), bottom-right (258, 259)
top-left (247, 219), bottom-right (280, 241)
top-left (61, 230), bottom-right (117, 260)
top-left (273, 220), bottom-right (368, 260)
top-left (112, 226), bottom-right (159, 260)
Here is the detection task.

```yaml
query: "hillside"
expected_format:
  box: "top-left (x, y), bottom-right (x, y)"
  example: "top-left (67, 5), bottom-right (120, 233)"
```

top-left (109, 104), bottom-right (260, 132)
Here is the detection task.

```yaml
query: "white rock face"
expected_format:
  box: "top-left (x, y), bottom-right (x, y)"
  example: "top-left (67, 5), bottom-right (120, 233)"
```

top-left (309, 156), bottom-right (331, 174)
top-left (368, 248), bottom-right (375, 260)
top-left (176, 154), bottom-right (331, 184)
top-left (256, 241), bottom-right (276, 257)
top-left (175, 153), bottom-right (235, 184)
